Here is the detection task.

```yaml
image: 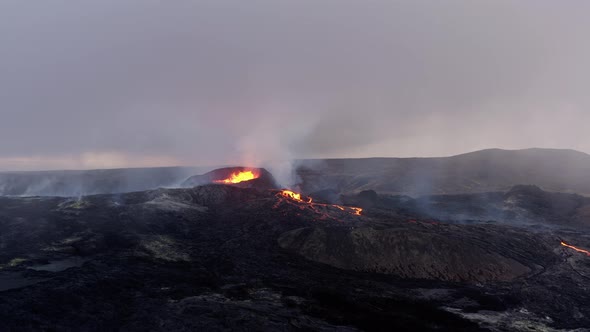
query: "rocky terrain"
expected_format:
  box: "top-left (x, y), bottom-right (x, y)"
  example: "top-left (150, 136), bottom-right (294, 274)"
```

top-left (1, 178), bottom-right (590, 331)
top-left (337, 185), bottom-right (590, 229)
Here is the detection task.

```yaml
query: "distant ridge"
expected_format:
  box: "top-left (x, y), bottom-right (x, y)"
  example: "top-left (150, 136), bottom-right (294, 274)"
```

top-left (296, 148), bottom-right (590, 196)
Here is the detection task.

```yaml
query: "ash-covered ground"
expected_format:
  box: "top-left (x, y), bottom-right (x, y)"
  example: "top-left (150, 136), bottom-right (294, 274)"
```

top-left (0, 167), bottom-right (590, 331)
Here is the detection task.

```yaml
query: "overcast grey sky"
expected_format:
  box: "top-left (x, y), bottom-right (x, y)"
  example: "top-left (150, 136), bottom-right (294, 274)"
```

top-left (0, 1), bottom-right (589, 170)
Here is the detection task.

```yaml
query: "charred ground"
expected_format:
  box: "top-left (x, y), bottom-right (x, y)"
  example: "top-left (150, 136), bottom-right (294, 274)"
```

top-left (0, 182), bottom-right (589, 331)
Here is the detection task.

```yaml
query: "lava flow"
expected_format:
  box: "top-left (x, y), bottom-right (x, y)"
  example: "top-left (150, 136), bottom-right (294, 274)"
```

top-left (276, 189), bottom-right (363, 217)
top-left (279, 190), bottom-right (313, 203)
top-left (561, 241), bottom-right (590, 257)
top-left (214, 170), bottom-right (259, 184)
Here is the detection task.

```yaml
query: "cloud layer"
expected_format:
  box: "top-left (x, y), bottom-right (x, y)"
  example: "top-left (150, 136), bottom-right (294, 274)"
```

top-left (1, 1), bottom-right (589, 170)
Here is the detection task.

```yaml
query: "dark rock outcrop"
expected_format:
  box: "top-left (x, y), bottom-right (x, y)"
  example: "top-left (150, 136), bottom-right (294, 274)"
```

top-left (278, 224), bottom-right (551, 283)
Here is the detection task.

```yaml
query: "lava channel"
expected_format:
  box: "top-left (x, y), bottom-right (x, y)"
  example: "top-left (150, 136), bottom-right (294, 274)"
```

top-left (279, 190), bottom-right (313, 203)
top-left (561, 241), bottom-right (590, 257)
top-left (276, 189), bottom-right (363, 217)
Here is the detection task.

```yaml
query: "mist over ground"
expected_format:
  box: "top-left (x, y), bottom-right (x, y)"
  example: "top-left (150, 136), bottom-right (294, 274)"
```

top-left (1, 1), bottom-right (589, 173)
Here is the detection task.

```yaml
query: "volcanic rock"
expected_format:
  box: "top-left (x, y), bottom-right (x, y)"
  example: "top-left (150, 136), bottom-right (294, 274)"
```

top-left (278, 224), bottom-right (550, 282)
top-left (1, 184), bottom-right (590, 330)
top-left (342, 185), bottom-right (590, 228)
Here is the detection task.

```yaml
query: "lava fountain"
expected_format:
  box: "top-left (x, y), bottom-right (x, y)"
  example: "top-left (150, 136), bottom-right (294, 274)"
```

top-left (561, 241), bottom-right (590, 257)
top-left (214, 170), bottom-right (260, 184)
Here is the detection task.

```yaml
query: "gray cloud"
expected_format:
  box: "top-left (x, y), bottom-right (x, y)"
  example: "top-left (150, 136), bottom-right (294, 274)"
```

top-left (0, 0), bottom-right (589, 170)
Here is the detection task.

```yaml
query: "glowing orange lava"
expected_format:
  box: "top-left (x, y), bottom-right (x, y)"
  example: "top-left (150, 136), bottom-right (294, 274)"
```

top-left (280, 190), bottom-right (313, 203)
top-left (350, 207), bottom-right (363, 216)
top-left (215, 170), bottom-right (259, 184)
top-left (561, 241), bottom-right (590, 257)
top-left (277, 189), bottom-right (362, 217)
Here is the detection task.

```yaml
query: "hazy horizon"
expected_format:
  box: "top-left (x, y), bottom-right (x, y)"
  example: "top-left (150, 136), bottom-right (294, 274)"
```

top-left (0, 147), bottom-right (587, 173)
top-left (2, 1), bottom-right (589, 171)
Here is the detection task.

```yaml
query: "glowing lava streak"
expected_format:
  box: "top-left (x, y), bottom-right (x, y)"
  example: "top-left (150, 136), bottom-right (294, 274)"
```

top-left (278, 189), bottom-right (362, 216)
top-left (350, 207), bottom-right (363, 216)
top-left (561, 241), bottom-right (590, 257)
top-left (280, 190), bottom-right (313, 203)
top-left (215, 170), bottom-right (259, 184)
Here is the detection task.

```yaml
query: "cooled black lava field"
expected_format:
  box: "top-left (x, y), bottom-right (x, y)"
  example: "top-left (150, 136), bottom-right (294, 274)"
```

top-left (1, 175), bottom-right (590, 331)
